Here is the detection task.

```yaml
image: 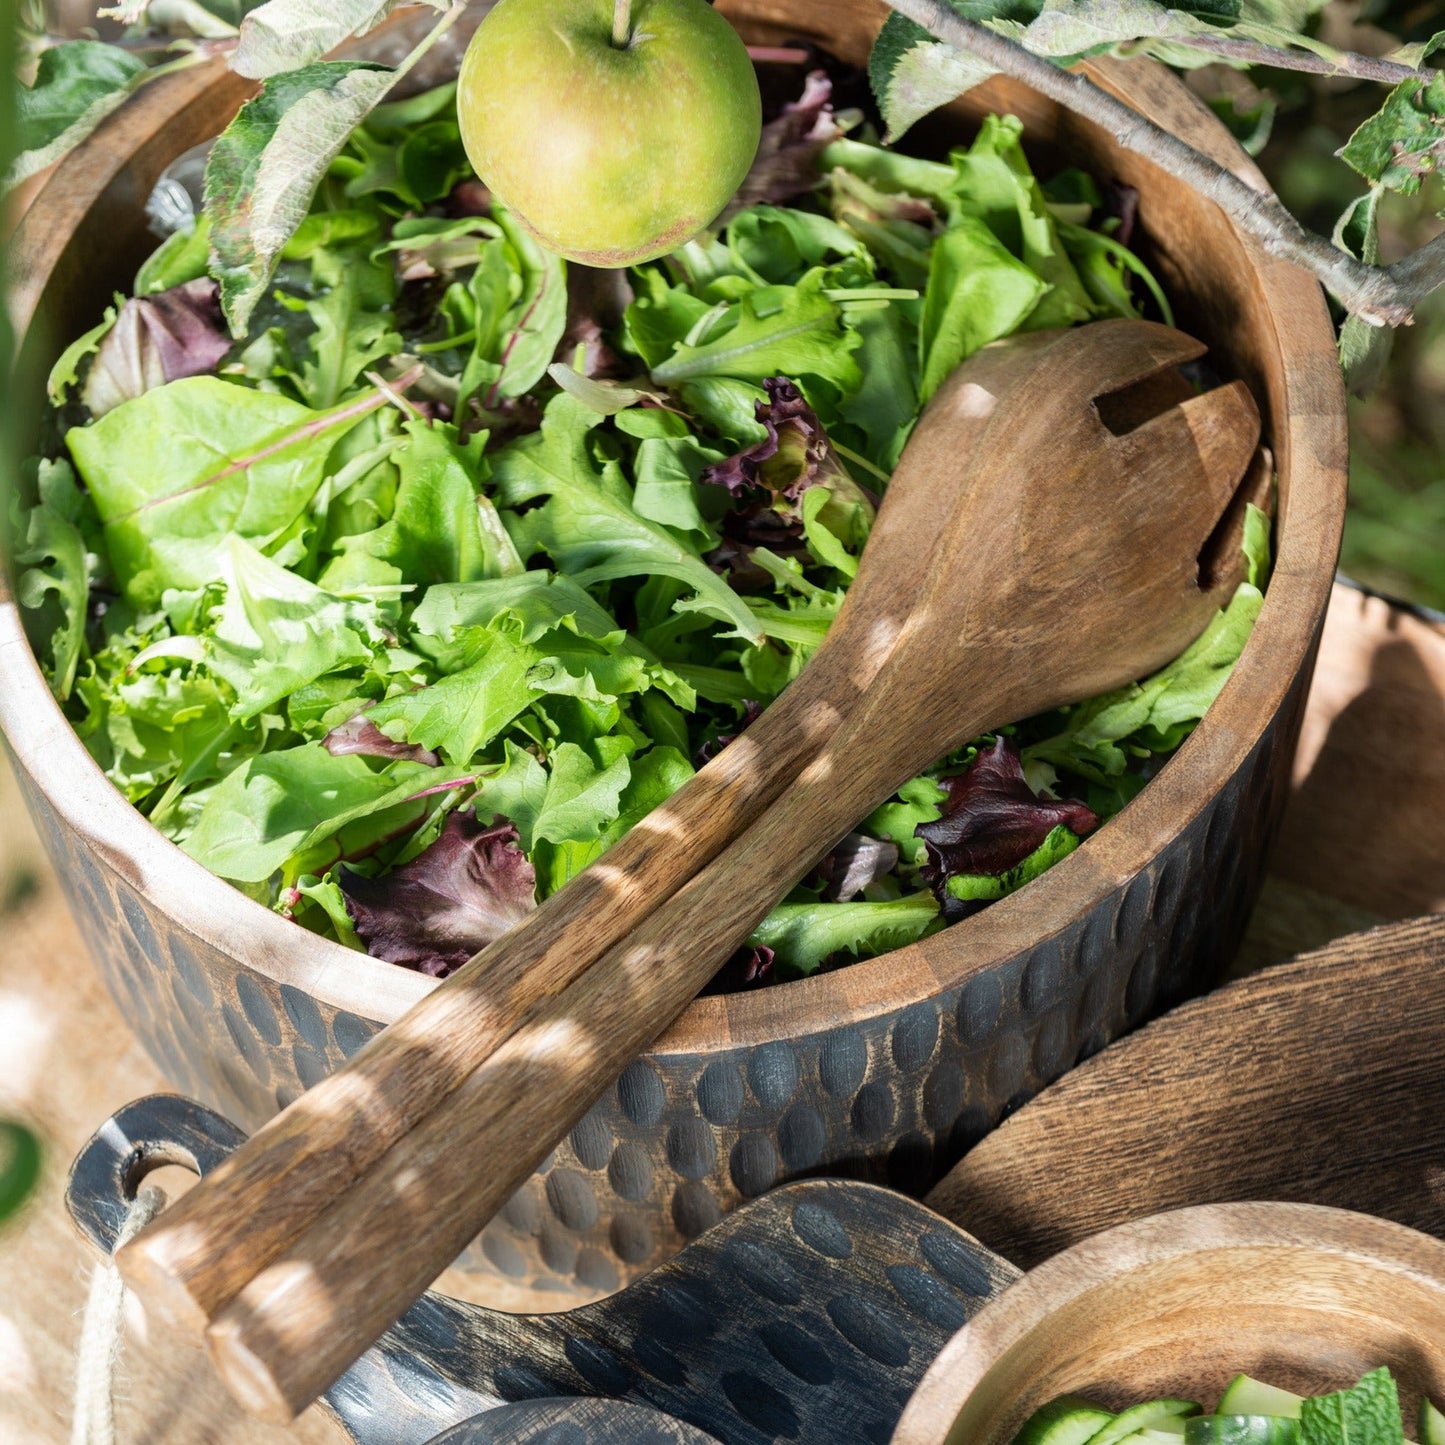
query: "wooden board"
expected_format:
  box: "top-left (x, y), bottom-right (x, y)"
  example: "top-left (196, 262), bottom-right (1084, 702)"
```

top-left (929, 912), bottom-right (1445, 1268)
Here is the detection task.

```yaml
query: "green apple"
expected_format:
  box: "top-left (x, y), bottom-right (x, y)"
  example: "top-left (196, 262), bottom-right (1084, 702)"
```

top-left (456, 0), bottom-right (762, 266)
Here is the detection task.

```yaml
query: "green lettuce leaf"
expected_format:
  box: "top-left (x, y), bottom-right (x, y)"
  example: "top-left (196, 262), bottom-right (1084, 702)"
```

top-left (748, 891), bottom-right (940, 977)
top-left (68, 376), bottom-right (389, 605)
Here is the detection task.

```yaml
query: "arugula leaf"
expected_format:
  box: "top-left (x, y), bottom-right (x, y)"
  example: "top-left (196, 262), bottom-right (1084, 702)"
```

top-left (9, 40), bottom-right (148, 188)
top-left (494, 395), bottom-right (765, 643)
top-left (68, 375), bottom-right (389, 605)
top-left (205, 62), bottom-right (401, 333)
top-left (366, 629), bottom-right (536, 763)
top-left (748, 892), bottom-right (940, 977)
top-left (649, 271), bottom-right (864, 395)
top-left (1299, 1367), bottom-right (1404, 1445)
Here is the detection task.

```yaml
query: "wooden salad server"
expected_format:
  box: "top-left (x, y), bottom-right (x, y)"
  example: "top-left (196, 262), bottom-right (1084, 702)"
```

top-left (117, 320), bottom-right (1264, 1420)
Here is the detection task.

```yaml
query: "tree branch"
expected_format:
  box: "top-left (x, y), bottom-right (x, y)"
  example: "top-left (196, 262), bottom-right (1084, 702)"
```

top-left (1175, 32), bottom-right (1432, 86)
top-left (881, 0), bottom-right (1445, 325)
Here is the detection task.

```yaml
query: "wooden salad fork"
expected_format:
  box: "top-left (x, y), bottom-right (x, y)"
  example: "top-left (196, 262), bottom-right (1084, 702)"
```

top-left (117, 320), bottom-right (1264, 1419)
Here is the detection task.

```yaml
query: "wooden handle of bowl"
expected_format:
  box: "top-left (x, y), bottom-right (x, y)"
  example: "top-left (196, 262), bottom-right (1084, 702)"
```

top-left (114, 665), bottom-right (850, 1330)
top-left (199, 674), bottom-right (999, 1421)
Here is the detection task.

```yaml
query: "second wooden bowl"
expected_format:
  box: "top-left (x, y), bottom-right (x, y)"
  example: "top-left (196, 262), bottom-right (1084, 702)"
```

top-left (892, 1202), bottom-right (1445, 1445)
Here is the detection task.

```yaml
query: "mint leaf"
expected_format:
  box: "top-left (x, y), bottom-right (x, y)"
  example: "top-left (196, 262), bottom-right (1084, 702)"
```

top-left (205, 62), bottom-right (400, 333)
top-left (1300, 1367), bottom-right (1405, 1445)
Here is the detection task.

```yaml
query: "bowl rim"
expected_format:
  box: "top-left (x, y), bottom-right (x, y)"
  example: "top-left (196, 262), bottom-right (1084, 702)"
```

top-left (889, 1200), bottom-right (1445, 1445)
top-left (0, 47), bottom-right (1347, 1055)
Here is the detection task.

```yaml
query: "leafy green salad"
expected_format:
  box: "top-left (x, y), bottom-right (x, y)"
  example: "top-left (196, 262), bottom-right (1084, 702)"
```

top-left (1011, 1367), bottom-right (1445, 1445)
top-left (9, 68), bottom-right (1270, 984)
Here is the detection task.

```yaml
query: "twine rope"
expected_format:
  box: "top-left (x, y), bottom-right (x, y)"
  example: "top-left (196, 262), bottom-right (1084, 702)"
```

top-left (71, 1186), bottom-right (166, 1445)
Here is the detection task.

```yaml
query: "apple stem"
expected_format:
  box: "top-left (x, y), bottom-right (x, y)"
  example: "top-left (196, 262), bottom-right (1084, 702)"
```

top-left (611, 0), bottom-right (632, 46)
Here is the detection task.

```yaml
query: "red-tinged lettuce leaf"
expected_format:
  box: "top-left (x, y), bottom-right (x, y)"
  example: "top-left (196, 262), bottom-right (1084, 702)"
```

top-left (703, 943), bottom-right (775, 994)
top-left (724, 71), bottom-right (845, 219)
top-left (82, 279), bottom-right (232, 419)
top-left (702, 377), bottom-right (863, 505)
top-left (917, 737), bottom-right (1099, 884)
top-left (819, 832), bottom-right (901, 901)
top-left (324, 711), bottom-right (439, 767)
top-left (340, 811), bottom-right (536, 977)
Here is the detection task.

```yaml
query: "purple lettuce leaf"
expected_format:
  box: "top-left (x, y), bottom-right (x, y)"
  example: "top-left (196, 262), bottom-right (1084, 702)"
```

top-left (340, 811), bottom-right (537, 978)
top-left (703, 943), bottom-right (775, 993)
top-left (818, 832), bottom-right (901, 901)
top-left (83, 278), bottom-right (231, 418)
top-left (722, 70), bottom-right (844, 219)
top-left (323, 711), bottom-right (440, 767)
top-left (917, 738), bottom-right (1099, 884)
top-left (695, 698), bottom-right (763, 766)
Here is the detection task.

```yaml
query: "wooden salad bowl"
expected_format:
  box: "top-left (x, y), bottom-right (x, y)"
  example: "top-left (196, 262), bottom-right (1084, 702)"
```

top-left (0, 0), bottom-right (1346, 1307)
top-left (891, 1201), bottom-right (1445, 1445)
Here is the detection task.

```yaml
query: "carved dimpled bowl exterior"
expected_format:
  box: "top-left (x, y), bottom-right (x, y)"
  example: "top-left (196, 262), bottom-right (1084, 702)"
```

top-left (0, 0), bottom-right (1345, 1310)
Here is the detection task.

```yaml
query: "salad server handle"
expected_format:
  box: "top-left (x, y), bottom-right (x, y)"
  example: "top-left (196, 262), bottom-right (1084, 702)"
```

top-left (196, 656), bottom-right (1010, 1421)
top-left (112, 394), bottom-right (948, 1342)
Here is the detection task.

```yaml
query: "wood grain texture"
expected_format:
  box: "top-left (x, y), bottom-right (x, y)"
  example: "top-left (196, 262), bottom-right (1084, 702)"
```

top-left (892, 1201), bottom-right (1445, 1445)
top-left (928, 912), bottom-right (1445, 1268)
top-left (422, 1400), bottom-right (720, 1444)
top-left (0, 0), bottom-right (1345, 1313)
top-left (191, 323), bottom-right (1262, 1420)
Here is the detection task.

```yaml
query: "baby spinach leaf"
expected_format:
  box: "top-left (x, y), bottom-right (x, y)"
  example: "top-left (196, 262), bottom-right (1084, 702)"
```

top-left (9, 40), bottom-right (148, 188)
top-left (183, 746), bottom-right (468, 882)
top-left (919, 215), bottom-right (1047, 398)
top-left (68, 375), bottom-right (389, 605)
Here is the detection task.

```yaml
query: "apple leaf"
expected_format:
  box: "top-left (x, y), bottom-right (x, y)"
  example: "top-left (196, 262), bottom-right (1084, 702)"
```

top-left (1333, 187), bottom-right (1394, 394)
top-left (233, 0), bottom-right (446, 79)
top-left (204, 62), bottom-right (400, 334)
top-left (1339, 73), bottom-right (1445, 201)
top-left (8, 40), bottom-right (148, 188)
top-left (868, 0), bottom-right (1240, 141)
top-left (870, 7), bottom-right (1009, 142)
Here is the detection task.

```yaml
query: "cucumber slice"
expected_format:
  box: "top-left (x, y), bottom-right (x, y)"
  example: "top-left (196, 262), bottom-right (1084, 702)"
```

top-left (1185, 1417), bottom-right (1301, 1445)
top-left (1422, 1397), bottom-right (1445, 1445)
top-left (1089, 1399), bottom-right (1201, 1445)
top-left (1217, 1376), bottom-right (1304, 1420)
top-left (1013, 1397), bottom-right (1115, 1445)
